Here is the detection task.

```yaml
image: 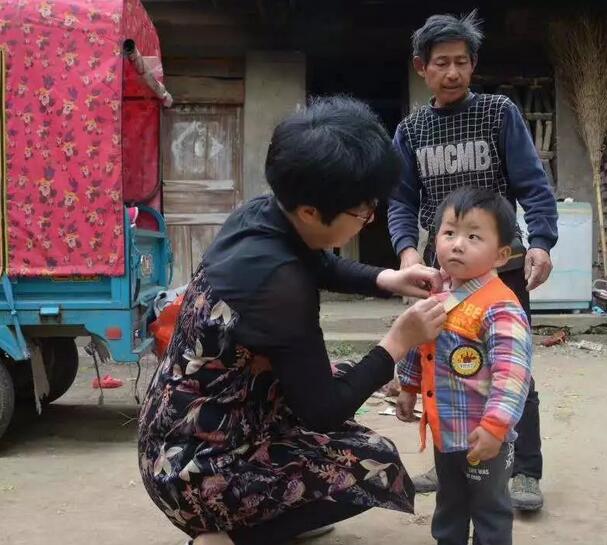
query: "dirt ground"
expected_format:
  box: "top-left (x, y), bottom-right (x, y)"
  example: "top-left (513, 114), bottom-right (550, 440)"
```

top-left (1, 338), bottom-right (606, 545)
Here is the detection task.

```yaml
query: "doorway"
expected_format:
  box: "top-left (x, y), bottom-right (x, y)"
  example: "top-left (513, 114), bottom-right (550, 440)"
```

top-left (307, 57), bottom-right (406, 269)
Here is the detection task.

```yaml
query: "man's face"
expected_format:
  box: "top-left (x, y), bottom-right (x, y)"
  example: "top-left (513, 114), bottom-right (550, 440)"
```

top-left (414, 40), bottom-right (476, 107)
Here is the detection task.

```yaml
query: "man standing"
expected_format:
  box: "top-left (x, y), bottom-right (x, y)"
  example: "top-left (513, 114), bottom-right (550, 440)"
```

top-left (388, 11), bottom-right (558, 511)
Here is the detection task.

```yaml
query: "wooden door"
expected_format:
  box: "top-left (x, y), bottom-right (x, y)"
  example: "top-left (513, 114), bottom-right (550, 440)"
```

top-left (162, 104), bottom-right (242, 286)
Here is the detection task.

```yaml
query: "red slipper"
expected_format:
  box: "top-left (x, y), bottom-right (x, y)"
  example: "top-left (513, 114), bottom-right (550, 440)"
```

top-left (92, 374), bottom-right (123, 389)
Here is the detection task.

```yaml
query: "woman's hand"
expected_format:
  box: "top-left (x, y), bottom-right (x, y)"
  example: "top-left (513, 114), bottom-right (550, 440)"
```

top-left (379, 297), bottom-right (446, 362)
top-left (377, 264), bottom-right (443, 299)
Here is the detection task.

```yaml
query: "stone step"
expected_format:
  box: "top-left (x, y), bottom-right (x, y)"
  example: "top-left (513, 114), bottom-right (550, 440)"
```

top-left (320, 298), bottom-right (607, 342)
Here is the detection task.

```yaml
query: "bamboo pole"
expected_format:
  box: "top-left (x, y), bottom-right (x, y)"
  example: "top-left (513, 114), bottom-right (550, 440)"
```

top-left (594, 170), bottom-right (607, 275)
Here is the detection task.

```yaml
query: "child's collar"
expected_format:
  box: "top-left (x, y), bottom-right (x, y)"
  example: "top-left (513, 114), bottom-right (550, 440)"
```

top-left (434, 270), bottom-right (498, 312)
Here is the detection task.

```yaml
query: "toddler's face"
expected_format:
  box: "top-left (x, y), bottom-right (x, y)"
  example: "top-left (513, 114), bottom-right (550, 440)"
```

top-left (436, 206), bottom-right (511, 282)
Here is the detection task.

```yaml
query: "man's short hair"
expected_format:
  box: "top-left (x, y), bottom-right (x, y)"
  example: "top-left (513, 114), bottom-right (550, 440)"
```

top-left (265, 96), bottom-right (401, 224)
top-left (434, 186), bottom-right (516, 246)
top-left (412, 10), bottom-right (484, 64)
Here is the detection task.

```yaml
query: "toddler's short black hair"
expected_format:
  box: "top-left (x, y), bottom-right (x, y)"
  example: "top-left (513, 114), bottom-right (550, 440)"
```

top-left (434, 186), bottom-right (516, 245)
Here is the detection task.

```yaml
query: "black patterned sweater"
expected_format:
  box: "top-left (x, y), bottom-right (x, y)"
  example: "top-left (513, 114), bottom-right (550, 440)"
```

top-left (388, 93), bottom-right (558, 256)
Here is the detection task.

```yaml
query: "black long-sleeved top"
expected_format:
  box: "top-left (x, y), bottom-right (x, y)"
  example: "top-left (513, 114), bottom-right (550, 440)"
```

top-left (138, 198), bottom-right (416, 536)
top-left (202, 194), bottom-right (395, 432)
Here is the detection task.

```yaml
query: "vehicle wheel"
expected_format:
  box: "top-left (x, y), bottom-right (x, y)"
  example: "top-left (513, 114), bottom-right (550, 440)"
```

top-left (10, 358), bottom-right (34, 402)
top-left (44, 338), bottom-right (79, 403)
top-left (10, 338), bottom-right (79, 404)
top-left (0, 361), bottom-right (15, 439)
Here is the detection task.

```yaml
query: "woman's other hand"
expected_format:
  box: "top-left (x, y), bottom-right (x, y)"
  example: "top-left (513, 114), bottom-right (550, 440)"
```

top-left (379, 297), bottom-right (446, 362)
top-left (377, 264), bottom-right (443, 298)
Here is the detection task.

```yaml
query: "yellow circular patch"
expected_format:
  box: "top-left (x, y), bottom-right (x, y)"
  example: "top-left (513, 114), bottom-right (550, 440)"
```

top-left (449, 345), bottom-right (483, 377)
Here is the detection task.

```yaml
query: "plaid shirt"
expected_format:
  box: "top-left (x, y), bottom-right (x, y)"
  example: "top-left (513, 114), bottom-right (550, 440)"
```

top-left (397, 272), bottom-right (532, 452)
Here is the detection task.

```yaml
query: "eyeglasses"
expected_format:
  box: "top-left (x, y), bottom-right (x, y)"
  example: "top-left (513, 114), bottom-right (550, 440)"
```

top-left (344, 200), bottom-right (378, 227)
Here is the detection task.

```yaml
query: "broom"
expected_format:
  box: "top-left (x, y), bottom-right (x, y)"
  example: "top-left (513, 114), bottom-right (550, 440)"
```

top-left (550, 16), bottom-right (607, 275)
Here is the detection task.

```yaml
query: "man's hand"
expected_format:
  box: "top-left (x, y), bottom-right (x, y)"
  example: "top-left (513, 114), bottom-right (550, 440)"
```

top-left (525, 248), bottom-right (553, 291)
top-left (377, 264), bottom-right (443, 299)
top-left (395, 390), bottom-right (418, 422)
top-left (467, 426), bottom-right (502, 463)
top-left (399, 247), bottom-right (423, 269)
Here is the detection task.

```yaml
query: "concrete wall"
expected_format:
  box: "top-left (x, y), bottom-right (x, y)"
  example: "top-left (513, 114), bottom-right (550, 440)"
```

top-left (408, 63), bottom-right (431, 113)
top-left (555, 78), bottom-right (594, 202)
top-left (554, 76), bottom-right (598, 266)
top-left (243, 51), bottom-right (306, 201)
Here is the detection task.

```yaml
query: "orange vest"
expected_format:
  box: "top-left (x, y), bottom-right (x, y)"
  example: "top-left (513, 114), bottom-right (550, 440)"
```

top-left (418, 276), bottom-right (520, 451)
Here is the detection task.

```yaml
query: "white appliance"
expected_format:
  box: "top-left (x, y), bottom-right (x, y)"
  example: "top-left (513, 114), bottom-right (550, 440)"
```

top-left (517, 201), bottom-right (593, 311)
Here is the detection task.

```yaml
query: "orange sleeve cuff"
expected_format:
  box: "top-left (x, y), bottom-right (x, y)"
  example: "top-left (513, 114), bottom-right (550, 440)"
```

top-left (480, 416), bottom-right (509, 442)
top-left (400, 384), bottom-right (421, 394)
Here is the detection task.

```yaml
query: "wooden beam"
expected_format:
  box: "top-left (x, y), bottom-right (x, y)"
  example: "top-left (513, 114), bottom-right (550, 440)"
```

top-left (165, 75), bottom-right (244, 104)
top-left (257, 0), bottom-right (267, 23)
top-left (164, 179), bottom-right (235, 191)
top-left (146, 3), bottom-right (252, 27)
top-left (163, 187), bottom-right (235, 213)
top-left (525, 113), bottom-right (554, 121)
top-left (165, 212), bottom-right (231, 225)
top-left (155, 24), bottom-right (264, 58)
top-left (163, 58), bottom-right (245, 78)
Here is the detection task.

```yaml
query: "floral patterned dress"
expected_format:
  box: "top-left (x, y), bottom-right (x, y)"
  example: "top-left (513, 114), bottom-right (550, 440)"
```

top-left (138, 196), bottom-right (414, 538)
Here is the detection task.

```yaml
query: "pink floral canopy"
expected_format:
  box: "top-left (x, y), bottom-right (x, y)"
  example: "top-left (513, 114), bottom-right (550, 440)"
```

top-left (0, 0), bottom-right (165, 276)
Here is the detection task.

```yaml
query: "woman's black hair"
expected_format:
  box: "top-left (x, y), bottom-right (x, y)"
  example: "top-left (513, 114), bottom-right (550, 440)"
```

top-left (265, 95), bottom-right (402, 224)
